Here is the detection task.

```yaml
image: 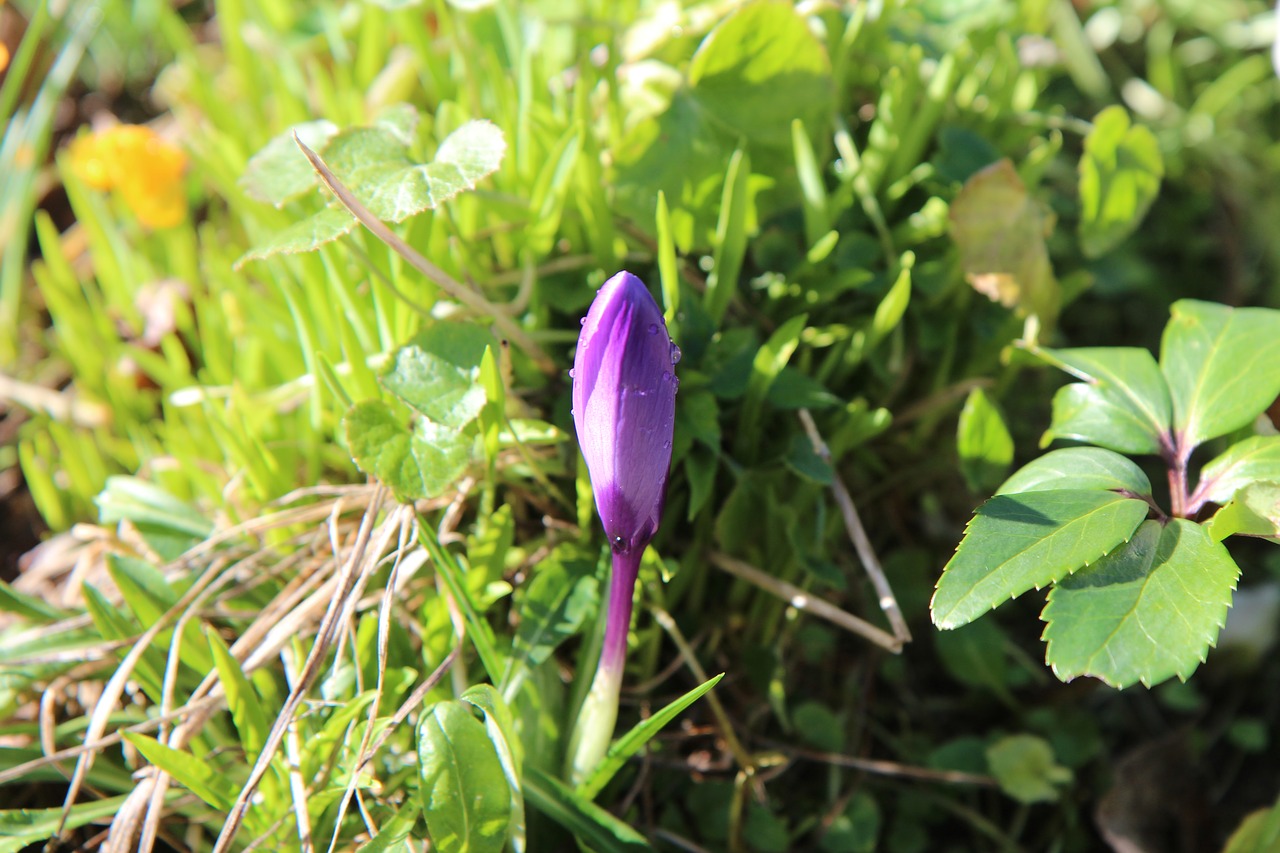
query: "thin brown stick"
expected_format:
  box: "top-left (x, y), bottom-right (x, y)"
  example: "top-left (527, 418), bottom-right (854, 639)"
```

top-left (764, 739), bottom-right (997, 786)
top-left (709, 552), bottom-right (902, 653)
top-left (797, 409), bottom-right (911, 645)
top-left (292, 134), bottom-right (556, 375)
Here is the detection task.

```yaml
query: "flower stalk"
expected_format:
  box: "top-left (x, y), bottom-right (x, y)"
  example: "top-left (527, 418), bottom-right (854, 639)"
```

top-left (564, 271), bottom-right (678, 784)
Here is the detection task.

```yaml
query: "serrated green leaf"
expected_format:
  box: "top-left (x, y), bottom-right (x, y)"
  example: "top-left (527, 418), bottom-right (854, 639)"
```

top-left (239, 207), bottom-right (359, 261)
top-left (240, 119), bottom-right (339, 206)
top-left (985, 734), bottom-right (1072, 804)
top-left (1042, 519), bottom-right (1240, 687)
top-left (381, 324), bottom-right (494, 429)
top-left (344, 400), bottom-right (472, 500)
top-left (957, 387), bottom-right (1013, 493)
top-left (1206, 483), bottom-right (1280, 543)
top-left (1160, 300), bottom-right (1280, 450)
top-left (997, 447), bottom-right (1152, 496)
top-left (577, 673), bottom-right (723, 801)
top-left (418, 700), bottom-right (511, 853)
top-left (931, 490), bottom-right (1149, 629)
top-left (1078, 106), bottom-right (1163, 257)
top-left (523, 766), bottom-right (652, 853)
top-left (688, 3), bottom-right (833, 149)
top-left (1035, 346), bottom-right (1172, 455)
top-left (1197, 435), bottom-right (1280, 507)
top-left (123, 733), bottom-right (238, 811)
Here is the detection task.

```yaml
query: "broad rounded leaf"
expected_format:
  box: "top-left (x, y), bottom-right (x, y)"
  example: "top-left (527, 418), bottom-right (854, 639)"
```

top-left (986, 735), bottom-right (1073, 804)
top-left (418, 700), bottom-right (512, 853)
top-left (381, 323), bottom-right (494, 429)
top-left (1036, 346), bottom-right (1172, 454)
top-left (1196, 435), bottom-right (1280, 507)
top-left (344, 400), bottom-right (471, 500)
top-left (931, 490), bottom-right (1149, 629)
top-left (1042, 519), bottom-right (1240, 687)
top-left (998, 447), bottom-right (1152, 497)
top-left (1044, 383), bottom-right (1165, 456)
top-left (241, 119), bottom-right (505, 263)
top-left (688, 2), bottom-right (834, 148)
top-left (1078, 106), bottom-right (1163, 258)
top-left (1160, 299), bottom-right (1280, 450)
top-left (240, 119), bottom-right (339, 206)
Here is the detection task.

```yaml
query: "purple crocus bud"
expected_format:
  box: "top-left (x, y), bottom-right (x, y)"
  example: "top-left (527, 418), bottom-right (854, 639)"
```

top-left (566, 270), bottom-right (678, 782)
top-left (572, 270), bottom-right (679, 556)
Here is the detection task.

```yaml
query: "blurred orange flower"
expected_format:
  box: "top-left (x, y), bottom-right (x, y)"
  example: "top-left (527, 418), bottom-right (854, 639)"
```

top-left (67, 124), bottom-right (189, 229)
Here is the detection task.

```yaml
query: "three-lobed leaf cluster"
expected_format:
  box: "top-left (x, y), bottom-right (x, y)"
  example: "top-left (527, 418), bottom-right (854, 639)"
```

top-left (933, 300), bottom-right (1280, 688)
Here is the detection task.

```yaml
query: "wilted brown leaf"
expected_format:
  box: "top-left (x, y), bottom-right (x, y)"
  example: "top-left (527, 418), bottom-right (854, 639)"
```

top-left (949, 159), bottom-right (1059, 331)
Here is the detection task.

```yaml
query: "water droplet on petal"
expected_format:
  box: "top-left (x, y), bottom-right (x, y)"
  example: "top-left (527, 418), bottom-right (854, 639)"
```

top-left (662, 440), bottom-right (672, 449)
top-left (580, 317), bottom-right (587, 326)
top-left (612, 535), bottom-right (628, 553)
top-left (662, 371), bottom-right (671, 382)
top-left (568, 368), bottom-right (576, 378)
top-left (670, 345), bottom-right (682, 364)
top-left (648, 323), bottom-right (659, 335)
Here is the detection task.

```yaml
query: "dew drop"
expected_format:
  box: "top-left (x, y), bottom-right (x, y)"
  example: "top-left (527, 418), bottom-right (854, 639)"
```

top-left (662, 440), bottom-right (672, 450)
top-left (580, 317), bottom-right (587, 326)
top-left (648, 323), bottom-right (660, 335)
top-left (611, 535), bottom-right (629, 553)
top-left (568, 368), bottom-right (576, 378)
top-left (662, 371), bottom-right (671, 382)
top-left (670, 344), bottom-right (682, 364)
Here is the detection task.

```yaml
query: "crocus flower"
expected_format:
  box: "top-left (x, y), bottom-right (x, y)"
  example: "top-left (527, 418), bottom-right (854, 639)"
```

top-left (566, 270), bottom-right (678, 783)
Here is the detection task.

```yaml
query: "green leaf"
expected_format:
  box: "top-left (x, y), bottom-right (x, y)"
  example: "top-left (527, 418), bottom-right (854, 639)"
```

top-left (1197, 435), bottom-right (1280, 507)
top-left (461, 685), bottom-right (526, 853)
top-left (0, 580), bottom-right (69, 622)
top-left (703, 146), bottom-right (751, 327)
top-left (381, 323), bottom-right (494, 429)
top-left (1207, 483), bottom-right (1280, 543)
top-left (502, 547), bottom-right (596, 692)
top-left (956, 387), bottom-right (1013, 493)
top-left (931, 490), bottom-right (1149, 629)
top-left (96, 475), bottom-right (213, 539)
top-left (242, 120), bottom-right (505, 261)
top-left (344, 400), bottom-right (472, 501)
top-left (577, 673), bottom-right (724, 801)
top-left (997, 447), bottom-right (1152, 497)
top-left (240, 119), bottom-right (339, 206)
top-left (985, 734), bottom-right (1073, 804)
top-left (106, 554), bottom-right (214, 675)
top-left (207, 629), bottom-right (271, 760)
top-left (949, 159), bottom-right (1059, 327)
top-left (736, 313), bottom-right (808, 457)
top-left (417, 700), bottom-right (512, 853)
top-left (1222, 802), bottom-right (1280, 853)
top-left (356, 802), bottom-right (422, 852)
top-left (1160, 300), bottom-right (1280, 450)
top-left (1042, 519), bottom-right (1240, 687)
top-left (122, 733), bottom-right (238, 811)
top-left (1035, 346), bottom-right (1172, 455)
top-left (934, 620), bottom-right (1010, 699)
top-left (1078, 106), bottom-right (1163, 258)
top-left (688, 2), bottom-right (833, 149)
top-left (818, 793), bottom-right (880, 853)
top-left (523, 766), bottom-right (652, 853)
top-left (0, 796), bottom-right (131, 851)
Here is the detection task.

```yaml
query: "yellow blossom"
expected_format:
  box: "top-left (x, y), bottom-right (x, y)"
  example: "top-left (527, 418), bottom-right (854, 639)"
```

top-left (67, 124), bottom-right (189, 229)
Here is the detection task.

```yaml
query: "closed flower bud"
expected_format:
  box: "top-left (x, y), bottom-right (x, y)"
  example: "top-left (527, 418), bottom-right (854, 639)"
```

top-left (572, 270), bottom-right (679, 555)
top-left (567, 270), bottom-right (679, 783)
